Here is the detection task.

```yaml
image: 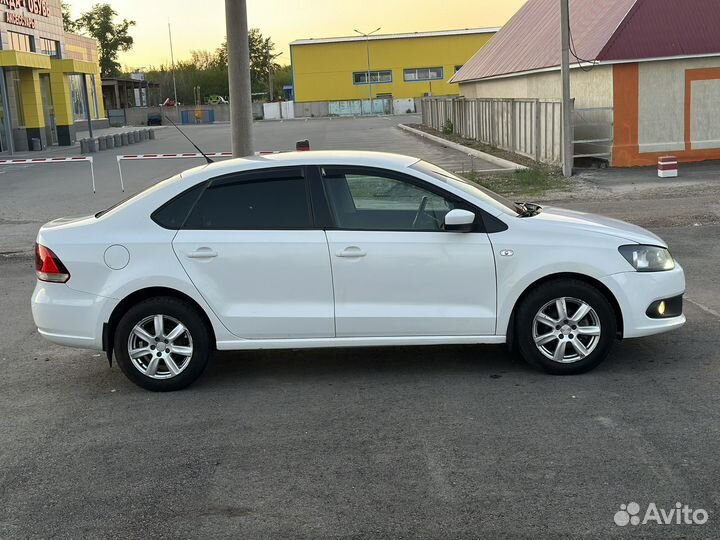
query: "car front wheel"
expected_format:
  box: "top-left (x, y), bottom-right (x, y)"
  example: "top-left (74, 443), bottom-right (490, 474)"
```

top-left (516, 279), bottom-right (617, 374)
top-left (114, 297), bottom-right (211, 391)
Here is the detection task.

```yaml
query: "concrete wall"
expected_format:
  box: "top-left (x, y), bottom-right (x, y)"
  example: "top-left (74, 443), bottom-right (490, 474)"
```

top-left (459, 66), bottom-right (614, 109)
top-left (122, 104), bottom-right (237, 126)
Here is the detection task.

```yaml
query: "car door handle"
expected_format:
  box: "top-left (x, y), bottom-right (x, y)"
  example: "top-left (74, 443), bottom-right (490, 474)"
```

top-left (336, 247), bottom-right (366, 258)
top-left (186, 248), bottom-right (218, 259)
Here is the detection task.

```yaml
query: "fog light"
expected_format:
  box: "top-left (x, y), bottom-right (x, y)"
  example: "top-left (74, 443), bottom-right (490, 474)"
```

top-left (646, 295), bottom-right (683, 319)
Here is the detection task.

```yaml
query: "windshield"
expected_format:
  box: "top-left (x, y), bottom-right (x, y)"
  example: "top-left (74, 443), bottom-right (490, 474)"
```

top-left (410, 160), bottom-right (519, 215)
top-left (95, 174), bottom-right (182, 218)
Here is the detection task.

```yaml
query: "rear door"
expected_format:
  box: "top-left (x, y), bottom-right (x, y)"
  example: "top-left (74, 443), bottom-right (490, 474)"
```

top-left (172, 167), bottom-right (335, 339)
top-left (316, 166), bottom-right (497, 337)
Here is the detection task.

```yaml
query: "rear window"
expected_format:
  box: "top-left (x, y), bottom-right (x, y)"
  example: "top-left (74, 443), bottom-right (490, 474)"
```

top-left (96, 174), bottom-right (182, 218)
top-left (152, 184), bottom-right (205, 229)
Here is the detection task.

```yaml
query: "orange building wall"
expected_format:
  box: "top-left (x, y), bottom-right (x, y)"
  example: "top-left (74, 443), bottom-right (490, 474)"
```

top-left (613, 62), bottom-right (720, 167)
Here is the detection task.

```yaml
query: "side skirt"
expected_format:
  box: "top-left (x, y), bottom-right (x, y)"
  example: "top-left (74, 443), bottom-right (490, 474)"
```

top-left (216, 335), bottom-right (506, 351)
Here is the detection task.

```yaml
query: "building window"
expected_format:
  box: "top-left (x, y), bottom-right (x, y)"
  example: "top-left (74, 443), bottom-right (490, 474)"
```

top-left (69, 74), bottom-right (100, 121)
top-left (353, 70), bottom-right (392, 85)
top-left (38, 38), bottom-right (60, 59)
top-left (8, 31), bottom-right (34, 53)
top-left (69, 74), bottom-right (86, 122)
top-left (403, 67), bottom-right (444, 82)
top-left (6, 70), bottom-right (25, 127)
top-left (89, 74), bottom-right (99, 119)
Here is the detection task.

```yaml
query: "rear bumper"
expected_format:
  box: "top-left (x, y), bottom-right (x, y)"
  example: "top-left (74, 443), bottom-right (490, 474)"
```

top-left (601, 264), bottom-right (686, 339)
top-left (31, 281), bottom-right (114, 350)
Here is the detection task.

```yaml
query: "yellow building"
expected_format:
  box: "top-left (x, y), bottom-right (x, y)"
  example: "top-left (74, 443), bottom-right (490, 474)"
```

top-left (0, 0), bottom-right (106, 153)
top-left (290, 28), bottom-right (498, 105)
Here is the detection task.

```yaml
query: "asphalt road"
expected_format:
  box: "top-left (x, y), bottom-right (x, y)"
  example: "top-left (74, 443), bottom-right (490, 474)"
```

top-left (1, 222), bottom-right (718, 539)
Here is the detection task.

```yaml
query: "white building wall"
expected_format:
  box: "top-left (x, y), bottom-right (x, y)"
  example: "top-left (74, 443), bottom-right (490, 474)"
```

top-left (638, 56), bottom-right (720, 153)
top-left (458, 66), bottom-right (614, 109)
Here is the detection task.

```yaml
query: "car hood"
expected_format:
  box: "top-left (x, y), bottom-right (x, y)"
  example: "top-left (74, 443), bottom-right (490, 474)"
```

top-left (529, 206), bottom-right (666, 246)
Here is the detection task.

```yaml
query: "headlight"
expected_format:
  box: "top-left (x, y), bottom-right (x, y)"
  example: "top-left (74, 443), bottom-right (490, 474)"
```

top-left (618, 245), bottom-right (675, 272)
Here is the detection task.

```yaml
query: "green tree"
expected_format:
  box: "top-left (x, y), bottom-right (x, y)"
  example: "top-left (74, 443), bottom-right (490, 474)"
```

top-left (61, 2), bottom-right (76, 32)
top-left (75, 4), bottom-right (135, 77)
top-left (215, 29), bottom-right (281, 96)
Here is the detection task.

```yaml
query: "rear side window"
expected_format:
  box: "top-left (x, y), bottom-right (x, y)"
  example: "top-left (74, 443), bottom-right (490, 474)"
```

top-left (184, 170), bottom-right (311, 230)
top-left (152, 183), bottom-right (205, 229)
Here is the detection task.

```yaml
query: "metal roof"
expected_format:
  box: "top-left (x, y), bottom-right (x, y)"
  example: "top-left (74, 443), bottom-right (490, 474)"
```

top-left (290, 27), bottom-right (499, 47)
top-left (451, 0), bottom-right (720, 84)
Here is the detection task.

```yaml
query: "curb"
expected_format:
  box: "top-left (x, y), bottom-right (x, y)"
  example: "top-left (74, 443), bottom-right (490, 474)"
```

top-left (398, 123), bottom-right (527, 171)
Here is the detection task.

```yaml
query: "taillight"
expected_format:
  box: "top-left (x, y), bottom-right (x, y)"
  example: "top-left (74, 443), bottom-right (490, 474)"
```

top-left (35, 243), bottom-right (70, 283)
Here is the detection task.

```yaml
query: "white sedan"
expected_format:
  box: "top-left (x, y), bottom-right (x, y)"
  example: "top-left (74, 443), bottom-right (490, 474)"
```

top-left (31, 151), bottom-right (685, 391)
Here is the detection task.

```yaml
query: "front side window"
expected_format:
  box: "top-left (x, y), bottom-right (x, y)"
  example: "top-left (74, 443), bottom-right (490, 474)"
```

top-left (353, 70), bottom-right (392, 85)
top-left (322, 167), bottom-right (462, 231)
top-left (403, 67), bottom-right (444, 82)
top-left (185, 170), bottom-right (311, 230)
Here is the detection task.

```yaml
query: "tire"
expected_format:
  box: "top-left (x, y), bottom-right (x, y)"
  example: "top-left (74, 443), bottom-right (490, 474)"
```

top-left (515, 279), bottom-right (617, 375)
top-left (114, 296), bottom-right (211, 391)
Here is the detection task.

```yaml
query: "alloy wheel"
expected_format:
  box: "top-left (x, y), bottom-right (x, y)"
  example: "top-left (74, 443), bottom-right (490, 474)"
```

top-left (532, 297), bottom-right (601, 364)
top-left (127, 314), bottom-right (194, 379)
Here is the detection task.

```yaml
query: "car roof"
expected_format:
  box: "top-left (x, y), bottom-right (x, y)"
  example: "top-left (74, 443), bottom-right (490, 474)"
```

top-left (181, 150), bottom-right (422, 180)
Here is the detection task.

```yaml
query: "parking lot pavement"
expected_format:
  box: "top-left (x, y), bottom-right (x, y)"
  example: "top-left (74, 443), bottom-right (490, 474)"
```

top-left (0, 116), bottom-right (501, 255)
top-left (1, 223), bottom-right (719, 539)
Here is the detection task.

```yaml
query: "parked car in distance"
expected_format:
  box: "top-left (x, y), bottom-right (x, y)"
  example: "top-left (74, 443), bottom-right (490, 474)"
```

top-left (207, 95), bottom-right (228, 105)
top-left (31, 151), bottom-right (686, 391)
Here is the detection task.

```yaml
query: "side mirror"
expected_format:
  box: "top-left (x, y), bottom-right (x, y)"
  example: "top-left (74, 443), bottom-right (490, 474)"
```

top-left (444, 209), bottom-right (475, 232)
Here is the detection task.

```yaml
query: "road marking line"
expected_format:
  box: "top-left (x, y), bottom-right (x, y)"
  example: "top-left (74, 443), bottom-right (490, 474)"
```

top-left (685, 297), bottom-right (720, 320)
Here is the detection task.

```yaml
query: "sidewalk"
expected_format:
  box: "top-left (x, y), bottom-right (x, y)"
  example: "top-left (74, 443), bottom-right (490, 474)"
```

top-left (11, 126), bottom-right (168, 159)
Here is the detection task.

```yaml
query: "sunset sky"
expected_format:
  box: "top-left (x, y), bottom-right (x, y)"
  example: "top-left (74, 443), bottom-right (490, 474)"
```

top-left (65, 0), bottom-right (527, 70)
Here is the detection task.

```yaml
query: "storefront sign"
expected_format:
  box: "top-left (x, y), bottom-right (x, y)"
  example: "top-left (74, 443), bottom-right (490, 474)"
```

top-left (0, 0), bottom-right (51, 18)
top-left (6, 11), bottom-right (36, 29)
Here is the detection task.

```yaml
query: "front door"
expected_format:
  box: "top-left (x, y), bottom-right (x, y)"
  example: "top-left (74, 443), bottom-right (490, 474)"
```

top-left (173, 167), bottom-right (335, 339)
top-left (319, 166), bottom-right (497, 337)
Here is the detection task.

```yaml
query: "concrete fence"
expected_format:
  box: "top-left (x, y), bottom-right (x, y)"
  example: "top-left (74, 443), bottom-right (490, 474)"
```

top-left (421, 97), bottom-right (565, 166)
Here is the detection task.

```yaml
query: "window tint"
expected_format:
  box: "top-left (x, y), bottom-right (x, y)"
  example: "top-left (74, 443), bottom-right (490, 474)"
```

top-left (322, 168), bottom-right (459, 231)
top-left (185, 174), bottom-right (311, 230)
top-left (152, 183), bottom-right (205, 229)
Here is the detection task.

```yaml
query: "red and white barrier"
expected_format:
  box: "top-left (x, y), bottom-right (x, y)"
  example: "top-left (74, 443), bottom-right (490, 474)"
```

top-left (658, 155), bottom-right (678, 178)
top-left (115, 151), bottom-right (282, 191)
top-left (116, 152), bottom-right (235, 191)
top-left (0, 156), bottom-right (96, 192)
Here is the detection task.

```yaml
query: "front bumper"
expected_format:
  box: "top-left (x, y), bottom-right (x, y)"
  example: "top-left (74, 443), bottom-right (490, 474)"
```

top-left (601, 263), bottom-right (686, 339)
top-left (31, 281), bottom-right (114, 350)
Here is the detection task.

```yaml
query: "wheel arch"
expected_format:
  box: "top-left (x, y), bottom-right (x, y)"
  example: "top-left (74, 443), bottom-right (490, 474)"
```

top-left (103, 287), bottom-right (217, 363)
top-left (505, 272), bottom-right (625, 350)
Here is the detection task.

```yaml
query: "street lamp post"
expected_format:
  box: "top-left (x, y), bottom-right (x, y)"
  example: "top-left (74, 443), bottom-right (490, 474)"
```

top-left (354, 27), bottom-right (381, 115)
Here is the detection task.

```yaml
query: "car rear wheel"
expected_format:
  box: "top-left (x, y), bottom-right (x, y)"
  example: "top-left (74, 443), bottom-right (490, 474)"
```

top-left (114, 297), bottom-right (211, 391)
top-left (516, 279), bottom-right (617, 374)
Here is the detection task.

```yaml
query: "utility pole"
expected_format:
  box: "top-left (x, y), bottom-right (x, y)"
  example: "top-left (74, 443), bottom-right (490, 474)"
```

top-left (354, 27), bottom-right (381, 115)
top-left (225, 0), bottom-right (254, 157)
top-left (560, 0), bottom-right (573, 177)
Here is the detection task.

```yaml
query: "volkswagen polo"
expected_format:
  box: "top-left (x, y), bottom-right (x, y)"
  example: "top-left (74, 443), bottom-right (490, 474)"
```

top-left (31, 151), bottom-right (685, 391)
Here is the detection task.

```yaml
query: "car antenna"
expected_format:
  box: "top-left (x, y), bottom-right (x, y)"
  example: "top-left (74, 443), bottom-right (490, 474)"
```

top-left (163, 113), bottom-right (214, 164)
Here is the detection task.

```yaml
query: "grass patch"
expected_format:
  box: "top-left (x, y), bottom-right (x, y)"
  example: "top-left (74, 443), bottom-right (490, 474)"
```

top-left (462, 168), bottom-right (571, 198)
